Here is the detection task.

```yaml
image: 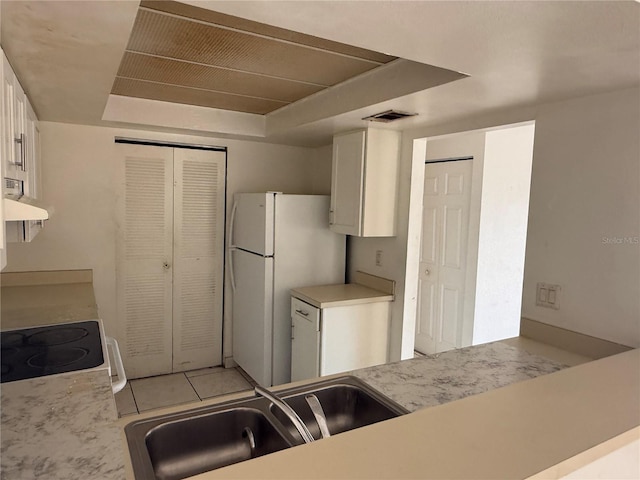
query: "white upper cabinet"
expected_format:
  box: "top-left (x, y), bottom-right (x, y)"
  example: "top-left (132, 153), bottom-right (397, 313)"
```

top-left (329, 128), bottom-right (401, 237)
top-left (2, 49), bottom-right (44, 244)
top-left (2, 53), bottom-right (28, 184)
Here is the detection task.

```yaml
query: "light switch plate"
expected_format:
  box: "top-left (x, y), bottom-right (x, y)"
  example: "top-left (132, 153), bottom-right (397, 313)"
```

top-left (536, 283), bottom-right (561, 310)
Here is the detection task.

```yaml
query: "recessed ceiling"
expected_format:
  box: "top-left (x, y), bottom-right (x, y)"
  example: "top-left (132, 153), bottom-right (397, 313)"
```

top-left (112, 0), bottom-right (404, 114)
top-left (2, 1), bottom-right (637, 145)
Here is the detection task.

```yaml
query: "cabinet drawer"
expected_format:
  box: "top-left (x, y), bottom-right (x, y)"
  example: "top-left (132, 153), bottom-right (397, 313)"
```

top-left (291, 297), bottom-right (320, 330)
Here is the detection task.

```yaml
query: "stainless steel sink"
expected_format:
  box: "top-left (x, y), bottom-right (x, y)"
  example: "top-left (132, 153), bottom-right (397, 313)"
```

top-left (125, 376), bottom-right (408, 479)
top-left (269, 380), bottom-right (405, 441)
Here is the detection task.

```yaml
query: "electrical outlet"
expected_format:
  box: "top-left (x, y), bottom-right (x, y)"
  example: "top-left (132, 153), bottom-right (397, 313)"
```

top-left (375, 250), bottom-right (383, 267)
top-left (536, 283), bottom-right (561, 310)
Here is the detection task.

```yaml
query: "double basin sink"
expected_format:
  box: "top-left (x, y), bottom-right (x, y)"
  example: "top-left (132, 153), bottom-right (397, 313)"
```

top-left (125, 376), bottom-right (408, 480)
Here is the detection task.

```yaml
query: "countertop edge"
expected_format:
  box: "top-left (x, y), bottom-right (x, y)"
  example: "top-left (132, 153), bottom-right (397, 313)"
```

top-left (291, 284), bottom-right (394, 308)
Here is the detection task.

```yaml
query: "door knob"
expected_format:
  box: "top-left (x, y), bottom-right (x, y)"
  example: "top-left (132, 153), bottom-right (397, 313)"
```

top-left (425, 269), bottom-right (430, 275)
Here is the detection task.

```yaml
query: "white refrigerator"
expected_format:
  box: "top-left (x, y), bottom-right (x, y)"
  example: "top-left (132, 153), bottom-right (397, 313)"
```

top-left (229, 193), bottom-right (346, 387)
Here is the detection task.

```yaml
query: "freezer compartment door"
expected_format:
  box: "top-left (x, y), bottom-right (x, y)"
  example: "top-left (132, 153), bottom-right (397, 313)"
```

top-left (231, 193), bottom-right (275, 256)
top-left (231, 249), bottom-right (274, 387)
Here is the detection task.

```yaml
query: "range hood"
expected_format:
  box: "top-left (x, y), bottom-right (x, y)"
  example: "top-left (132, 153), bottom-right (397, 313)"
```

top-left (4, 195), bottom-right (50, 221)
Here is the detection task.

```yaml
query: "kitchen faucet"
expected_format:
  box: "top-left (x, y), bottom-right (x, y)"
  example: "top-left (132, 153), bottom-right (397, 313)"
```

top-left (254, 385), bottom-right (315, 444)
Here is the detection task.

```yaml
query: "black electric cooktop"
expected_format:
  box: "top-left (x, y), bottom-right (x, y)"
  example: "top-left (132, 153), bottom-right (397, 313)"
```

top-left (1, 320), bottom-right (104, 383)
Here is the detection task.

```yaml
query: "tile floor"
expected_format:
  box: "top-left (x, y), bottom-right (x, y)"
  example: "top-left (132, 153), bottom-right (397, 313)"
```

top-left (115, 366), bottom-right (257, 417)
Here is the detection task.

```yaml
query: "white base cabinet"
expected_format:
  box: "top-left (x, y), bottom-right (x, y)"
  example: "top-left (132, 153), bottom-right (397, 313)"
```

top-left (290, 296), bottom-right (390, 382)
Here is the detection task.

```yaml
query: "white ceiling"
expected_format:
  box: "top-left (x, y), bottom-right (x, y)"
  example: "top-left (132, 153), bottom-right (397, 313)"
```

top-left (2, 1), bottom-right (639, 146)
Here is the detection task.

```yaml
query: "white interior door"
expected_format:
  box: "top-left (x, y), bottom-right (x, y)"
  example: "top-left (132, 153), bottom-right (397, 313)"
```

top-left (415, 160), bottom-right (472, 354)
top-left (172, 148), bottom-right (226, 372)
top-left (117, 144), bottom-right (174, 378)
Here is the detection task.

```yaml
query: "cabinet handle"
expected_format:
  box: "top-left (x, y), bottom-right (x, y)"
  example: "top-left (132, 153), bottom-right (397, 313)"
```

top-left (14, 134), bottom-right (25, 169)
top-left (291, 323), bottom-right (295, 340)
top-left (295, 309), bottom-right (309, 317)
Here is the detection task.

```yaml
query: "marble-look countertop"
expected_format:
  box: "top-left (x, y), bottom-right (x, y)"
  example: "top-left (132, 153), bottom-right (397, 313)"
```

top-left (352, 341), bottom-right (566, 411)
top-left (1, 369), bottom-right (125, 480)
top-left (1, 270), bottom-right (98, 329)
top-left (197, 349), bottom-right (639, 480)
top-left (0, 337), bottom-right (565, 480)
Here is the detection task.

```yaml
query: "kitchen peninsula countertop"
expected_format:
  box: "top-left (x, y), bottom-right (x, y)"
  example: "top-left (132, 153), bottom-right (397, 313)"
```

top-left (1, 370), bottom-right (125, 480)
top-left (351, 341), bottom-right (567, 412)
top-left (195, 347), bottom-right (639, 480)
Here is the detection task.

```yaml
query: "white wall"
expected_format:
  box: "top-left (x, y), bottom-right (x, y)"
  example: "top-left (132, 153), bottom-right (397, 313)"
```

top-left (5, 122), bottom-right (324, 358)
top-left (349, 86), bottom-right (639, 360)
top-left (522, 88), bottom-right (640, 347)
top-left (472, 124), bottom-right (534, 344)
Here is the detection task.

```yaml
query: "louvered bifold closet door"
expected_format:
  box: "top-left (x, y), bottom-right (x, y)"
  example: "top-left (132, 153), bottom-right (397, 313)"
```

top-left (172, 148), bottom-right (225, 372)
top-left (116, 145), bottom-right (174, 379)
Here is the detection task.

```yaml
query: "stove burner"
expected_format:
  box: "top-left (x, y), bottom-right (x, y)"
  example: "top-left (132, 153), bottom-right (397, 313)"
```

top-left (1, 321), bottom-right (104, 383)
top-left (1, 332), bottom-right (26, 348)
top-left (27, 347), bottom-right (89, 368)
top-left (1, 346), bottom-right (19, 360)
top-left (26, 327), bottom-right (89, 347)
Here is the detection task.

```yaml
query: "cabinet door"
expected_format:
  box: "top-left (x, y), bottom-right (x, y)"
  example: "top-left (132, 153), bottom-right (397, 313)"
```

top-left (21, 101), bottom-right (42, 242)
top-left (10, 70), bottom-right (27, 183)
top-left (2, 54), bottom-right (21, 180)
top-left (320, 302), bottom-right (390, 376)
top-left (290, 298), bottom-right (320, 382)
top-left (1, 53), bottom-right (6, 269)
top-left (330, 130), bottom-right (365, 236)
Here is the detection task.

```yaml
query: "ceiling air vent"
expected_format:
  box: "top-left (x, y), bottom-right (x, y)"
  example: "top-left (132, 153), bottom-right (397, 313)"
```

top-left (363, 109), bottom-right (417, 123)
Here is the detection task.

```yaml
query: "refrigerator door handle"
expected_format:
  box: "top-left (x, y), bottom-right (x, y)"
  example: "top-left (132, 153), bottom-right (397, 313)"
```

top-left (228, 199), bottom-right (239, 248)
top-left (228, 200), bottom-right (239, 293)
top-left (228, 247), bottom-right (237, 292)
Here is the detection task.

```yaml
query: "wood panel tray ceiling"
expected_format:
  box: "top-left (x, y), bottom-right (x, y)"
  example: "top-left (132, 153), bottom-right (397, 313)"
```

top-left (111, 1), bottom-right (398, 114)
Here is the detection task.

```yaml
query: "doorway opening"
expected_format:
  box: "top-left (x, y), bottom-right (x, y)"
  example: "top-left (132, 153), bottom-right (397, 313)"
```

top-left (408, 122), bottom-right (536, 356)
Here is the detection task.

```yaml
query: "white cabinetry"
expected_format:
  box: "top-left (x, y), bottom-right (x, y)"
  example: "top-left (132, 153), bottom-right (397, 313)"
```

top-left (329, 128), bottom-right (400, 237)
top-left (290, 295), bottom-right (390, 382)
top-left (2, 54), bottom-right (28, 184)
top-left (291, 298), bottom-right (321, 382)
top-left (1, 49), bottom-right (43, 244)
top-left (0, 55), bottom-right (4, 269)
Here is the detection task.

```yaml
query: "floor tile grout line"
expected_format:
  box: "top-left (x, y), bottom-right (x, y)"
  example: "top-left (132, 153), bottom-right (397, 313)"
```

top-left (185, 372), bottom-right (204, 402)
top-left (185, 367), bottom-right (227, 379)
top-left (235, 366), bottom-right (258, 388)
top-left (118, 368), bottom-right (259, 416)
top-left (128, 381), bottom-right (141, 416)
